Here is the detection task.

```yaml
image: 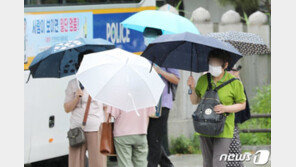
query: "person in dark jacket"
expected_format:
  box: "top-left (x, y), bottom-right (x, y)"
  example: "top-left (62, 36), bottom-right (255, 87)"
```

top-left (226, 66), bottom-right (250, 167)
top-left (143, 27), bottom-right (180, 167)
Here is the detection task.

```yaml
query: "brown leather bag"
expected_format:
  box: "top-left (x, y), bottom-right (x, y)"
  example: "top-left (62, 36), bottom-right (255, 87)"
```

top-left (100, 113), bottom-right (116, 156)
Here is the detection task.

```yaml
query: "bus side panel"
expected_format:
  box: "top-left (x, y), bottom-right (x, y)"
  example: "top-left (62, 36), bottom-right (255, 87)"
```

top-left (93, 13), bottom-right (146, 53)
top-left (24, 71), bottom-right (73, 163)
top-left (24, 72), bottom-right (32, 164)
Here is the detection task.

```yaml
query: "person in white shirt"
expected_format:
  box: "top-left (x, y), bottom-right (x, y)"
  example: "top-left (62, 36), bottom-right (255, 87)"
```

top-left (64, 54), bottom-right (107, 167)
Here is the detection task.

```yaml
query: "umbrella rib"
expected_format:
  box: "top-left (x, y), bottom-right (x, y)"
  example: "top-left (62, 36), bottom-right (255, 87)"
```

top-left (58, 52), bottom-right (63, 78)
top-left (190, 43), bottom-right (193, 74)
top-left (130, 66), bottom-right (159, 104)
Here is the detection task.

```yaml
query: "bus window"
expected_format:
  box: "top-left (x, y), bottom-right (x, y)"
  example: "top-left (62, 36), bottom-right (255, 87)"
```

top-left (24, 0), bottom-right (61, 6)
top-left (25, 0), bottom-right (142, 6)
top-left (66, 0), bottom-right (141, 4)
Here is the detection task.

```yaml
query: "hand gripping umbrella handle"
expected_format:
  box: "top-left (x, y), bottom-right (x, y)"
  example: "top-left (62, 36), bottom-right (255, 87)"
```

top-left (75, 79), bottom-right (83, 107)
top-left (188, 44), bottom-right (194, 95)
top-left (188, 71), bottom-right (193, 95)
top-left (75, 79), bottom-right (84, 97)
top-left (188, 86), bottom-right (192, 95)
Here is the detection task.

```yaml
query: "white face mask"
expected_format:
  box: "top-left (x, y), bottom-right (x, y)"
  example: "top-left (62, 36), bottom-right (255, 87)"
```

top-left (209, 65), bottom-right (223, 77)
top-left (144, 37), bottom-right (156, 46)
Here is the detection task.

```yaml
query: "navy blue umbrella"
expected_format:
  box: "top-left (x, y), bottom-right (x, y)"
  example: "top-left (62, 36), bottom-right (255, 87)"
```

top-left (141, 32), bottom-right (243, 94)
top-left (142, 32), bottom-right (242, 72)
top-left (28, 38), bottom-right (115, 80)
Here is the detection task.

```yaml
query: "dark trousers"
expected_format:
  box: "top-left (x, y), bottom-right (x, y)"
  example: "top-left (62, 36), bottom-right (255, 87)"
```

top-left (147, 107), bottom-right (173, 167)
top-left (162, 115), bottom-right (170, 156)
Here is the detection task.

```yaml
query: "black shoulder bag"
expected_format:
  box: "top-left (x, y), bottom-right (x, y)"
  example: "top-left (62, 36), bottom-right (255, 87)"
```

top-left (192, 73), bottom-right (238, 136)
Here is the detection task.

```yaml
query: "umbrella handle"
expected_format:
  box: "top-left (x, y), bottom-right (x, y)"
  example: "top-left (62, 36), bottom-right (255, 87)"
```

top-left (25, 72), bottom-right (31, 84)
top-left (149, 61), bottom-right (154, 73)
top-left (75, 79), bottom-right (83, 104)
top-left (188, 71), bottom-right (193, 95)
top-left (188, 86), bottom-right (192, 95)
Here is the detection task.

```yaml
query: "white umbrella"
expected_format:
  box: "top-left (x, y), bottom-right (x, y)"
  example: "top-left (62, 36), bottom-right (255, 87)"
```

top-left (76, 48), bottom-right (165, 113)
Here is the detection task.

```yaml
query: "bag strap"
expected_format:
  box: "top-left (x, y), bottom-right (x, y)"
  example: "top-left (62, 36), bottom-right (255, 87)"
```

top-left (206, 73), bottom-right (212, 90)
top-left (168, 81), bottom-right (171, 94)
top-left (82, 95), bottom-right (92, 126)
top-left (214, 78), bottom-right (238, 92)
top-left (221, 78), bottom-right (239, 117)
top-left (106, 113), bottom-right (112, 124)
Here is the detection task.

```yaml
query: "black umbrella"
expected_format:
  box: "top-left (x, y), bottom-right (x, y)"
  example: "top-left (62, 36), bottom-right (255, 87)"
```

top-left (141, 32), bottom-right (243, 94)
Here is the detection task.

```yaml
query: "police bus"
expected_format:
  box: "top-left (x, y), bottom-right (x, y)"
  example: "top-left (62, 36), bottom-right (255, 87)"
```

top-left (24, 0), bottom-right (155, 166)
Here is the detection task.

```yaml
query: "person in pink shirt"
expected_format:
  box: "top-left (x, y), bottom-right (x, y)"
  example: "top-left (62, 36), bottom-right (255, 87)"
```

top-left (106, 106), bottom-right (156, 167)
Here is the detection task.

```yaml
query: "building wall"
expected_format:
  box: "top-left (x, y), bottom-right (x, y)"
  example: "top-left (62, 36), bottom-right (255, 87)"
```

top-left (183, 0), bottom-right (234, 23)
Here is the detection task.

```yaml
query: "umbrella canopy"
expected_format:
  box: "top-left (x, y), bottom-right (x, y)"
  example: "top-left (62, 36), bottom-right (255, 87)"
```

top-left (206, 31), bottom-right (270, 55)
top-left (121, 10), bottom-right (199, 35)
top-left (76, 48), bottom-right (165, 112)
top-left (29, 38), bottom-right (115, 79)
top-left (141, 32), bottom-right (243, 73)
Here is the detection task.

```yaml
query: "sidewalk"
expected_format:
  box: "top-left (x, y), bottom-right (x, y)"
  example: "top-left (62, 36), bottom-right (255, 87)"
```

top-left (107, 154), bottom-right (271, 167)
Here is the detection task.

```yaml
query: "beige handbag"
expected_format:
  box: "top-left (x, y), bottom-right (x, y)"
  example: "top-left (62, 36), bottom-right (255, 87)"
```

top-left (67, 95), bottom-right (91, 147)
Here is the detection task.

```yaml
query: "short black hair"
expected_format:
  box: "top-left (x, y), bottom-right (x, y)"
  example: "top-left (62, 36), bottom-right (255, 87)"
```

top-left (208, 49), bottom-right (230, 68)
top-left (143, 27), bottom-right (163, 37)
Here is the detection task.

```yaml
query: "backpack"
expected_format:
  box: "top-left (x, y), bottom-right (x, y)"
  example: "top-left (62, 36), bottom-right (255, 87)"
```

top-left (192, 73), bottom-right (238, 136)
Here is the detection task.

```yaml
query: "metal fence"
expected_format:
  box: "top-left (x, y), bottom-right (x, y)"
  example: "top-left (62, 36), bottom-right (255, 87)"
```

top-left (240, 113), bottom-right (271, 133)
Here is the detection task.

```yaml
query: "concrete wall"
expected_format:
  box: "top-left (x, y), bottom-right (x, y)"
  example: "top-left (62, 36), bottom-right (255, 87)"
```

top-left (183, 0), bottom-right (234, 23)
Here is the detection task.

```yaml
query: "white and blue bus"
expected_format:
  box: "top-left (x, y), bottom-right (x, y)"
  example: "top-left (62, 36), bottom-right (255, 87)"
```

top-left (24, 0), bottom-right (156, 166)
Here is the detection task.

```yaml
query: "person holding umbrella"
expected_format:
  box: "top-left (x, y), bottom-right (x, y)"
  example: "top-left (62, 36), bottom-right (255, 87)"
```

top-left (106, 106), bottom-right (156, 167)
top-left (142, 27), bottom-right (180, 167)
top-left (64, 52), bottom-right (107, 167)
top-left (227, 66), bottom-right (250, 167)
top-left (75, 47), bottom-right (167, 166)
top-left (140, 31), bottom-right (247, 167)
top-left (206, 31), bottom-right (270, 167)
top-left (121, 12), bottom-right (197, 166)
top-left (187, 49), bottom-right (246, 167)
top-left (27, 38), bottom-right (115, 167)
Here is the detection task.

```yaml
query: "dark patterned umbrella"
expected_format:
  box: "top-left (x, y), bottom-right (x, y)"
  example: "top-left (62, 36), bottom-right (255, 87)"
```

top-left (28, 38), bottom-right (115, 79)
top-left (206, 31), bottom-right (270, 56)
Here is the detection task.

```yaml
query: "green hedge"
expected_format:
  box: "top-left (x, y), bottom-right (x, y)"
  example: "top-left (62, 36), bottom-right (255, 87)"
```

top-left (170, 133), bottom-right (201, 154)
top-left (238, 84), bottom-right (271, 145)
